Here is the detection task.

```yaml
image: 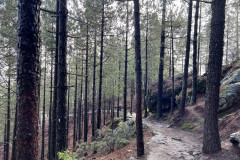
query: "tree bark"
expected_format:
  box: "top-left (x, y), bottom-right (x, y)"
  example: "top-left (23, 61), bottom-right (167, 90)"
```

top-left (57, 0), bottom-right (68, 152)
top-left (50, 0), bottom-right (59, 158)
top-left (170, 11), bottom-right (175, 114)
top-left (191, 0), bottom-right (200, 105)
top-left (48, 32), bottom-right (54, 159)
top-left (16, 0), bottom-right (41, 159)
top-left (133, 0), bottom-right (144, 157)
top-left (202, 0), bottom-right (226, 154)
top-left (73, 62), bottom-right (78, 148)
top-left (156, 0), bottom-right (166, 119)
top-left (6, 65), bottom-right (11, 160)
top-left (78, 52), bottom-right (84, 142)
top-left (97, 0), bottom-right (105, 129)
top-left (123, 1), bottom-right (129, 122)
top-left (117, 60), bottom-right (121, 118)
top-left (41, 53), bottom-right (47, 160)
top-left (180, 0), bottom-right (193, 116)
top-left (144, 1), bottom-right (149, 118)
top-left (92, 29), bottom-right (97, 141)
top-left (84, 24), bottom-right (89, 143)
top-left (67, 64), bottom-right (70, 147)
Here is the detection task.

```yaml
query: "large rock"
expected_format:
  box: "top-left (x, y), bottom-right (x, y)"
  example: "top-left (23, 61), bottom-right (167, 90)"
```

top-left (147, 73), bottom-right (206, 113)
top-left (219, 68), bottom-right (240, 112)
top-left (229, 131), bottom-right (240, 149)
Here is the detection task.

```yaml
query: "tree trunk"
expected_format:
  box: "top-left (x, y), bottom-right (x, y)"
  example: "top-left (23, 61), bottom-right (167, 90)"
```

top-left (73, 62), bottom-right (78, 148)
top-left (48, 32), bottom-right (54, 159)
top-left (236, 0), bottom-right (239, 58)
top-left (117, 60), bottom-right (121, 118)
top-left (97, 0), bottom-right (105, 129)
top-left (84, 24), bottom-right (89, 143)
top-left (133, 0), bottom-right (144, 157)
top-left (202, 0), bottom-right (226, 154)
top-left (41, 53), bottom-right (47, 160)
top-left (16, 0), bottom-right (41, 159)
top-left (50, 0), bottom-right (59, 158)
top-left (6, 65), bottom-right (11, 160)
top-left (191, 0), bottom-right (200, 105)
top-left (144, 1), bottom-right (149, 118)
top-left (124, 1), bottom-right (129, 122)
top-left (57, 0), bottom-right (68, 152)
top-left (67, 64), bottom-right (70, 147)
top-left (92, 29), bottom-right (97, 141)
top-left (104, 96), bottom-right (106, 125)
top-left (11, 101), bottom-right (18, 160)
top-left (78, 52), bottom-right (84, 142)
top-left (197, 4), bottom-right (202, 76)
top-left (156, 0), bottom-right (166, 119)
top-left (180, 0), bottom-right (193, 116)
top-left (4, 116), bottom-right (7, 160)
top-left (130, 80), bottom-right (134, 115)
top-left (170, 11), bottom-right (175, 114)
top-left (226, 13), bottom-right (229, 65)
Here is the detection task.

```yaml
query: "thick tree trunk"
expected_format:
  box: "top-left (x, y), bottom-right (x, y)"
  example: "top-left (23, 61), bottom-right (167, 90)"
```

top-left (191, 0), bottom-right (200, 105)
top-left (202, 0), bottom-right (226, 154)
top-left (16, 0), bottom-right (41, 159)
top-left (180, 0), bottom-right (193, 116)
top-left (133, 0), bottom-right (144, 157)
top-left (57, 0), bottom-right (68, 152)
top-left (97, 0), bottom-right (105, 129)
top-left (156, 0), bottom-right (166, 119)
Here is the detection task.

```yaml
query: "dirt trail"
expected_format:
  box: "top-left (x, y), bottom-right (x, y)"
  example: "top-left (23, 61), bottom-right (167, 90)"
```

top-left (142, 118), bottom-right (202, 160)
top-left (130, 113), bottom-right (202, 160)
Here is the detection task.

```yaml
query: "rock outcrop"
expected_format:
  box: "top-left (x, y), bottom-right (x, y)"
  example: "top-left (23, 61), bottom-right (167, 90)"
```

top-left (219, 68), bottom-right (240, 112)
top-left (147, 73), bottom-right (206, 113)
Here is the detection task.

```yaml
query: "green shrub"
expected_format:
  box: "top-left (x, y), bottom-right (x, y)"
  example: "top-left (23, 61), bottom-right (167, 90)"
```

top-left (76, 142), bottom-right (88, 156)
top-left (58, 150), bottom-right (77, 160)
top-left (119, 139), bottom-right (130, 147)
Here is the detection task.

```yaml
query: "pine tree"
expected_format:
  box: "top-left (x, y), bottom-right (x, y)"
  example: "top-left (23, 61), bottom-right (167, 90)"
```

top-left (202, 0), bottom-right (226, 154)
top-left (16, 0), bottom-right (41, 159)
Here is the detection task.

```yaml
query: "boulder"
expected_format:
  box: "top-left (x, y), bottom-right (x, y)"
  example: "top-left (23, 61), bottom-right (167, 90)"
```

top-left (229, 131), bottom-right (240, 149)
top-left (147, 73), bottom-right (206, 113)
top-left (219, 68), bottom-right (240, 112)
top-left (127, 120), bottom-right (134, 126)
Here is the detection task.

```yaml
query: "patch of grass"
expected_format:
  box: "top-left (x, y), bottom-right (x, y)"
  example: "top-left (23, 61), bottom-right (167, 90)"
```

top-left (181, 123), bottom-right (196, 131)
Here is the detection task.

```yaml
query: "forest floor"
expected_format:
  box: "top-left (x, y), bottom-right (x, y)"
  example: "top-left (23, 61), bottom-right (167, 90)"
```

top-left (139, 94), bottom-right (240, 160)
top-left (1, 96), bottom-right (240, 160)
